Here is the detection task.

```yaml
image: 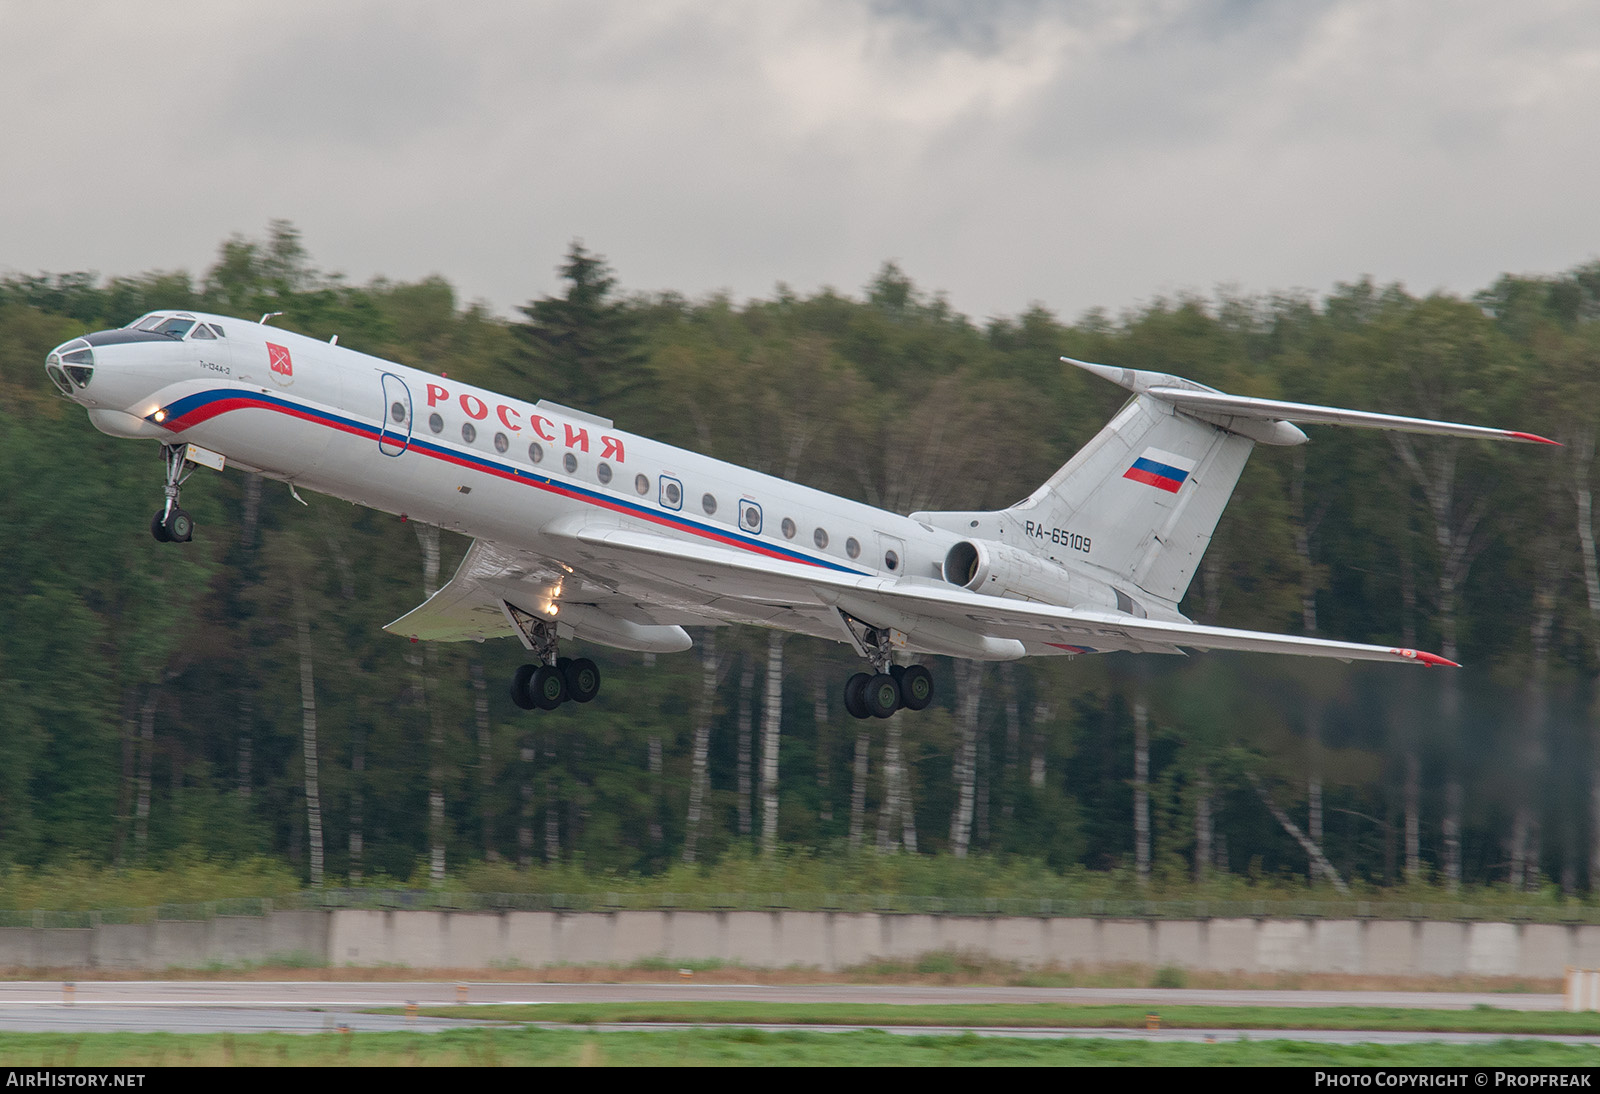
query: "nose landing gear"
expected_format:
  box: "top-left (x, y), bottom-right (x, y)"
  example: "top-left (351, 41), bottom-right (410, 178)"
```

top-left (150, 444), bottom-right (197, 543)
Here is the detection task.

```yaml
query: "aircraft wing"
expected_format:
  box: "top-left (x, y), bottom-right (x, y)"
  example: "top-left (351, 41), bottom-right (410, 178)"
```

top-left (387, 523), bottom-right (1454, 666)
top-left (563, 525), bottom-right (1456, 667)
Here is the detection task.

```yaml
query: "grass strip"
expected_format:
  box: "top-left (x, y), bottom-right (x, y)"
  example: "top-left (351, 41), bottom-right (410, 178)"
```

top-left (399, 1001), bottom-right (1600, 1035)
top-left (0, 1028), bottom-right (1597, 1067)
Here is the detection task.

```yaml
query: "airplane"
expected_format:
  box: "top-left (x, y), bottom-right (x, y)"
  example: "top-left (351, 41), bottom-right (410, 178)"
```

top-left (45, 309), bottom-right (1556, 719)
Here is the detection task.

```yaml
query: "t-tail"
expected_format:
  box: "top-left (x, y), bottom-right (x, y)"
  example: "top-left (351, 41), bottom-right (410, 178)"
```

top-left (913, 357), bottom-right (1557, 613)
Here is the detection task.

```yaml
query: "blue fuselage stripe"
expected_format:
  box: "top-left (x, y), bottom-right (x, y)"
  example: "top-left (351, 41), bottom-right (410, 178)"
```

top-left (160, 387), bottom-right (868, 575)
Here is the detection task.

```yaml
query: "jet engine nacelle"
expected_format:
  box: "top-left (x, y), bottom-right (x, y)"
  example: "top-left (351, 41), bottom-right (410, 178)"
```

top-left (944, 538), bottom-right (1088, 606)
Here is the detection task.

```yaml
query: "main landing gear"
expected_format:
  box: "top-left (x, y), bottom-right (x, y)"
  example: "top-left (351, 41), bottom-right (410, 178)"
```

top-left (843, 663), bottom-right (934, 719)
top-left (150, 444), bottom-right (196, 543)
top-left (838, 613), bottom-right (934, 720)
top-left (508, 617), bottom-right (601, 712)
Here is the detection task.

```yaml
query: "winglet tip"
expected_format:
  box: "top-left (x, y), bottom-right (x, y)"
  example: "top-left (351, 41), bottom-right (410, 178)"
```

top-left (1391, 648), bottom-right (1459, 667)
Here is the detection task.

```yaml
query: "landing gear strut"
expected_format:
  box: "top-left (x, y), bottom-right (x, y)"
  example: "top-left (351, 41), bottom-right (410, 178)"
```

top-left (150, 444), bottom-right (196, 543)
top-left (837, 611), bottom-right (934, 719)
top-left (507, 615), bottom-right (601, 712)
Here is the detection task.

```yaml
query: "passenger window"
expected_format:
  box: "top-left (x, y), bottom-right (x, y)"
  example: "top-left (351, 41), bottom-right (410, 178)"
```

top-left (391, 402), bottom-right (407, 424)
top-left (781, 518), bottom-right (796, 539)
top-left (494, 432), bottom-right (509, 453)
top-left (846, 537), bottom-right (861, 559)
top-left (739, 501), bottom-right (762, 533)
top-left (461, 423), bottom-right (477, 444)
top-left (814, 528), bottom-right (829, 549)
top-left (429, 413), bottom-right (444, 434)
top-left (885, 550), bottom-right (900, 572)
top-left (528, 442), bottom-right (544, 463)
top-left (702, 493), bottom-right (718, 516)
top-left (563, 452), bottom-right (578, 474)
top-left (597, 462), bottom-right (612, 484)
top-left (634, 473), bottom-right (650, 496)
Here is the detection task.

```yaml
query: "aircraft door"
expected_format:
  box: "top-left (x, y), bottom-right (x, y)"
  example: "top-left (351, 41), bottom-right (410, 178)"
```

top-left (876, 532), bottom-right (907, 576)
top-left (378, 372), bottom-right (413, 456)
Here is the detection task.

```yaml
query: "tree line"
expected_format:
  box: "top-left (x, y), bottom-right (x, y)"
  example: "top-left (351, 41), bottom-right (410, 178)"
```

top-left (2, 220), bottom-right (1598, 892)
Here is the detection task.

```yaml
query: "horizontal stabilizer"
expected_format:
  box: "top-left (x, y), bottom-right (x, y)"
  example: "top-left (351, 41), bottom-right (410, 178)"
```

top-left (1147, 387), bottom-right (1556, 445)
top-left (1065, 356), bottom-right (1557, 445)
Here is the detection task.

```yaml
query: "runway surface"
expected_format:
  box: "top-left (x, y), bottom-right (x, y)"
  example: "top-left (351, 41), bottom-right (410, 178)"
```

top-left (0, 981), bottom-right (1573, 1038)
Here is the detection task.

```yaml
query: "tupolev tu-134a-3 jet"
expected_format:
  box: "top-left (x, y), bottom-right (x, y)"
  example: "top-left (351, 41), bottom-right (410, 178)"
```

top-left (47, 310), bottom-right (1556, 720)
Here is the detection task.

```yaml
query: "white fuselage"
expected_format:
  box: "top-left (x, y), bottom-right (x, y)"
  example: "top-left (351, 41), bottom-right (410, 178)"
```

top-left (54, 311), bottom-right (1155, 654)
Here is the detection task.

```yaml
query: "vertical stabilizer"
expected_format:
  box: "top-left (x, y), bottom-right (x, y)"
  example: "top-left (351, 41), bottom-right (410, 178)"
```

top-left (1003, 386), bottom-right (1257, 605)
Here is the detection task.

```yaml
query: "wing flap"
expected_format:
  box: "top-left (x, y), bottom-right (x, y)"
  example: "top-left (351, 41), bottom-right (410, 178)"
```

top-left (383, 539), bottom-right (534, 642)
top-left (384, 577), bottom-right (517, 643)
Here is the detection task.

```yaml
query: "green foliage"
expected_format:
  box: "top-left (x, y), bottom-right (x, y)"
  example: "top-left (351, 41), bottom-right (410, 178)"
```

top-left (512, 241), bottom-right (649, 412)
top-left (9, 1027), bottom-right (1597, 1067)
top-left (0, 855), bottom-right (300, 912)
top-left (1151, 966), bottom-right (1187, 989)
top-left (425, 1001), bottom-right (1600, 1036)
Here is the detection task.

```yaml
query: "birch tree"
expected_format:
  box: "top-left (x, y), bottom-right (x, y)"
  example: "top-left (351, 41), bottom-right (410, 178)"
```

top-left (413, 522), bottom-right (448, 883)
top-left (293, 581), bottom-right (324, 887)
top-left (760, 631), bottom-right (786, 854)
top-left (949, 660), bottom-right (983, 857)
top-left (683, 630), bottom-right (723, 864)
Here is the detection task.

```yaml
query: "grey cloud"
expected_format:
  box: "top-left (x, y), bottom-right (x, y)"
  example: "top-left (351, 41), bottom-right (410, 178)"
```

top-left (2, 1), bottom-right (1599, 328)
top-left (210, 13), bottom-right (483, 148)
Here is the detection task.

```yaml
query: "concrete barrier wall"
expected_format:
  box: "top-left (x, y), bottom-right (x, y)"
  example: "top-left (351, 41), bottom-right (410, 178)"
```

top-left (0, 910), bottom-right (1589, 977)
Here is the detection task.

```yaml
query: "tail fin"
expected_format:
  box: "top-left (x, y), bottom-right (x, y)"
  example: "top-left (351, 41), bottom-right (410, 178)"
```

top-left (1001, 364), bottom-right (1268, 605)
top-left (914, 357), bottom-right (1556, 609)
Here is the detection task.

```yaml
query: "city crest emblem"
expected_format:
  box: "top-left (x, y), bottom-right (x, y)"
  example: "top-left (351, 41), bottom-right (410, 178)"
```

top-left (267, 342), bottom-right (294, 387)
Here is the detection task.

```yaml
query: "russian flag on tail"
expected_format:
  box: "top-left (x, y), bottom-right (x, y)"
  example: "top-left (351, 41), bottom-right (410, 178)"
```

top-left (1123, 447), bottom-right (1196, 493)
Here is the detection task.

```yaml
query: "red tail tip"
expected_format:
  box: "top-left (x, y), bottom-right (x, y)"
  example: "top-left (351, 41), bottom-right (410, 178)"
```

top-left (1505, 431), bottom-right (1561, 446)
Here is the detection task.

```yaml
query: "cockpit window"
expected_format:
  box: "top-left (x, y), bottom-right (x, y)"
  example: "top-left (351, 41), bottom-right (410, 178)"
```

top-left (190, 324), bottom-right (216, 340)
top-left (207, 324), bottom-right (225, 338)
top-left (135, 315), bottom-right (166, 331)
top-left (153, 317), bottom-right (195, 338)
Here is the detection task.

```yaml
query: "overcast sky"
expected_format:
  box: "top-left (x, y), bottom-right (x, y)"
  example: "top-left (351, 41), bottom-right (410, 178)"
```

top-left (4, 1), bottom-right (1599, 323)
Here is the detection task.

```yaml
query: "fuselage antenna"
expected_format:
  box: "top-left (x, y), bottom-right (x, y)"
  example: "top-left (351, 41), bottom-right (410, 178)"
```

top-left (259, 312), bottom-right (283, 325)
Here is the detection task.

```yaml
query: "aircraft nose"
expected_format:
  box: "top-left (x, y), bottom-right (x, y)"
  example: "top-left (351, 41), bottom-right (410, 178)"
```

top-left (45, 338), bottom-right (95, 395)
